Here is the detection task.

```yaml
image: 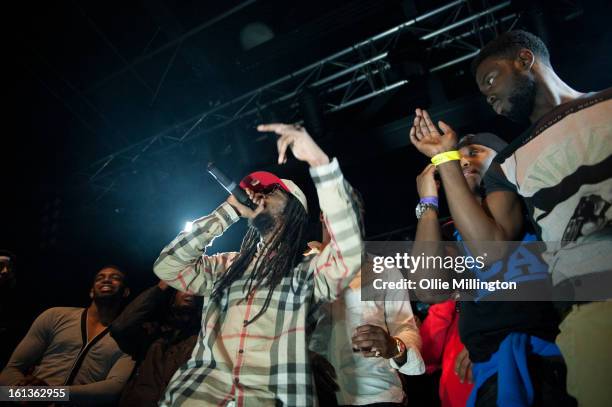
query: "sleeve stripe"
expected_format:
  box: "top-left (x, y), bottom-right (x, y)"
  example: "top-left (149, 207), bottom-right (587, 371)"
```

top-left (310, 158), bottom-right (342, 187)
top-left (322, 215), bottom-right (350, 294)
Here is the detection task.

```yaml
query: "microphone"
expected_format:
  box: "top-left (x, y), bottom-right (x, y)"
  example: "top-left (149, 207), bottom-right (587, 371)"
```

top-left (207, 162), bottom-right (257, 210)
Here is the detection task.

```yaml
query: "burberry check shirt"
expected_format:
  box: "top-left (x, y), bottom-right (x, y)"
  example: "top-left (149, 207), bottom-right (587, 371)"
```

top-left (153, 158), bottom-right (363, 406)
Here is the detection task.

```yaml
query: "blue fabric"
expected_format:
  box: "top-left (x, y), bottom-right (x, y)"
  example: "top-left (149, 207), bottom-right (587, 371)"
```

top-left (453, 230), bottom-right (549, 301)
top-left (466, 333), bottom-right (562, 407)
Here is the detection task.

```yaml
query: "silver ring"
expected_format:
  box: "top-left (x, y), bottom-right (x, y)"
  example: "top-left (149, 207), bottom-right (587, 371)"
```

top-left (374, 350), bottom-right (381, 357)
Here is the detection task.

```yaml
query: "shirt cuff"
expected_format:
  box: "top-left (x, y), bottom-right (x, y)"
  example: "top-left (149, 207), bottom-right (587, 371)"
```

top-left (390, 347), bottom-right (426, 375)
top-left (217, 202), bottom-right (240, 224)
top-left (309, 157), bottom-right (343, 189)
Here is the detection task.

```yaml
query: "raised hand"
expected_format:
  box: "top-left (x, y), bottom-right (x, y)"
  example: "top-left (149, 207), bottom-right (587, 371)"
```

top-left (257, 123), bottom-right (329, 167)
top-left (409, 108), bottom-right (458, 158)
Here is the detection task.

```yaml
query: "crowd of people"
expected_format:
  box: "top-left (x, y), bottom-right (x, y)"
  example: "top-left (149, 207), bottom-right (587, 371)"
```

top-left (1, 30), bottom-right (610, 407)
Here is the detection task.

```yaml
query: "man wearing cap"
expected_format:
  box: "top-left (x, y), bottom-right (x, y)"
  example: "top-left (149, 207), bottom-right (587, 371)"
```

top-left (411, 31), bottom-right (612, 405)
top-left (410, 114), bottom-right (573, 406)
top-left (153, 123), bottom-right (362, 407)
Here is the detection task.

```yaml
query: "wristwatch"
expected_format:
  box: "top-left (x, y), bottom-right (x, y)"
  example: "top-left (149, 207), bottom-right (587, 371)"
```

top-left (393, 337), bottom-right (406, 359)
top-left (415, 202), bottom-right (438, 219)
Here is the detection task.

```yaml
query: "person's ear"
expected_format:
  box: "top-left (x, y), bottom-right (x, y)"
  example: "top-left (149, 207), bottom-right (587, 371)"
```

top-left (516, 49), bottom-right (535, 72)
top-left (122, 287), bottom-right (131, 298)
top-left (89, 288), bottom-right (94, 299)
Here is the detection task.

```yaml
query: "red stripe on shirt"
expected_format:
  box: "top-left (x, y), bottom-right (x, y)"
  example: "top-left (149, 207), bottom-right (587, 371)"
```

top-left (323, 215), bottom-right (351, 293)
top-left (217, 326), bottom-right (306, 341)
top-left (233, 291), bottom-right (257, 407)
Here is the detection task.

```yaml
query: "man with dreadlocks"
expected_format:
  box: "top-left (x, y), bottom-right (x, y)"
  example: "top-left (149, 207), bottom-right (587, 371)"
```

top-left (153, 123), bottom-right (363, 407)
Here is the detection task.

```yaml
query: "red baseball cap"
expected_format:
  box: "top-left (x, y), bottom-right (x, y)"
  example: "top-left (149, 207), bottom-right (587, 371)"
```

top-left (240, 171), bottom-right (308, 212)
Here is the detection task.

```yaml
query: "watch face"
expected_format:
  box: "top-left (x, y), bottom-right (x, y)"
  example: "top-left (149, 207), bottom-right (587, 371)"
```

top-left (394, 338), bottom-right (405, 357)
top-left (416, 203), bottom-right (436, 219)
top-left (415, 203), bottom-right (424, 219)
top-left (394, 338), bottom-right (404, 357)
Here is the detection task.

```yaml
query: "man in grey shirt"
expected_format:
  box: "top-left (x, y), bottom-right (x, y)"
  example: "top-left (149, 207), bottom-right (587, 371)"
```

top-left (0, 266), bottom-right (135, 406)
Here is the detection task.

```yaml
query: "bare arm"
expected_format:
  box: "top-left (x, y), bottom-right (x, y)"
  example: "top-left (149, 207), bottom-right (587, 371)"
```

top-left (412, 164), bottom-right (453, 303)
top-left (437, 160), bottom-right (523, 241)
top-left (109, 284), bottom-right (170, 360)
top-left (410, 108), bottom-right (524, 243)
top-left (415, 210), bottom-right (443, 241)
top-left (414, 164), bottom-right (443, 243)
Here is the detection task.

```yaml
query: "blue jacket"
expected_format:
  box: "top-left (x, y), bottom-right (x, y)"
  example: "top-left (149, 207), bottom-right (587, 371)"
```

top-left (467, 333), bottom-right (561, 407)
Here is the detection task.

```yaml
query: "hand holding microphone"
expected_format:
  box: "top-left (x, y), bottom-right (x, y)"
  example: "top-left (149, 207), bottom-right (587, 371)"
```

top-left (207, 162), bottom-right (263, 218)
top-left (226, 190), bottom-right (264, 219)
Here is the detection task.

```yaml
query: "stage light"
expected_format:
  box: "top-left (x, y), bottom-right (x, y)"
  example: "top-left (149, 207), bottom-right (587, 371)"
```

top-left (240, 22), bottom-right (274, 50)
top-left (184, 221), bottom-right (193, 232)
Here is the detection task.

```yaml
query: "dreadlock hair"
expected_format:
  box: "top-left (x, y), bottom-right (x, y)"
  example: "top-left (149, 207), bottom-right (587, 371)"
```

top-left (471, 30), bottom-right (551, 75)
top-left (211, 192), bottom-right (308, 325)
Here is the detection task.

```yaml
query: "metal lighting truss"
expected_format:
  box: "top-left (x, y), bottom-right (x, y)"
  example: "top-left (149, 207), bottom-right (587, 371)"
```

top-left (83, 0), bottom-right (518, 192)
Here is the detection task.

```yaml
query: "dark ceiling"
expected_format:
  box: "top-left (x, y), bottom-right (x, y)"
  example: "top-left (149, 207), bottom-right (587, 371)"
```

top-left (6, 0), bottom-right (611, 308)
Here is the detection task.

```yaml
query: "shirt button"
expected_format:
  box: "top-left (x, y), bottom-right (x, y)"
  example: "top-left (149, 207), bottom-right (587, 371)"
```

top-left (239, 349), bottom-right (244, 354)
top-left (234, 377), bottom-right (240, 384)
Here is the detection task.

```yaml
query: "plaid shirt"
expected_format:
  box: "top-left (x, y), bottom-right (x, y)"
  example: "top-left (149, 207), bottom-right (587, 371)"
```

top-left (153, 158), bottom-right (362, 407)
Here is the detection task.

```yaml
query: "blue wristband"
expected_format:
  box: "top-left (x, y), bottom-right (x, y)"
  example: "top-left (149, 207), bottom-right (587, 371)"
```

top-left (420, 196), bottom-right (439, 207)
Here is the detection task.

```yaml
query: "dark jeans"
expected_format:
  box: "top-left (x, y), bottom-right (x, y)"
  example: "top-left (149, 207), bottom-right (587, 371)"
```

top-left (475, 355), bottom-right (577, 407)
